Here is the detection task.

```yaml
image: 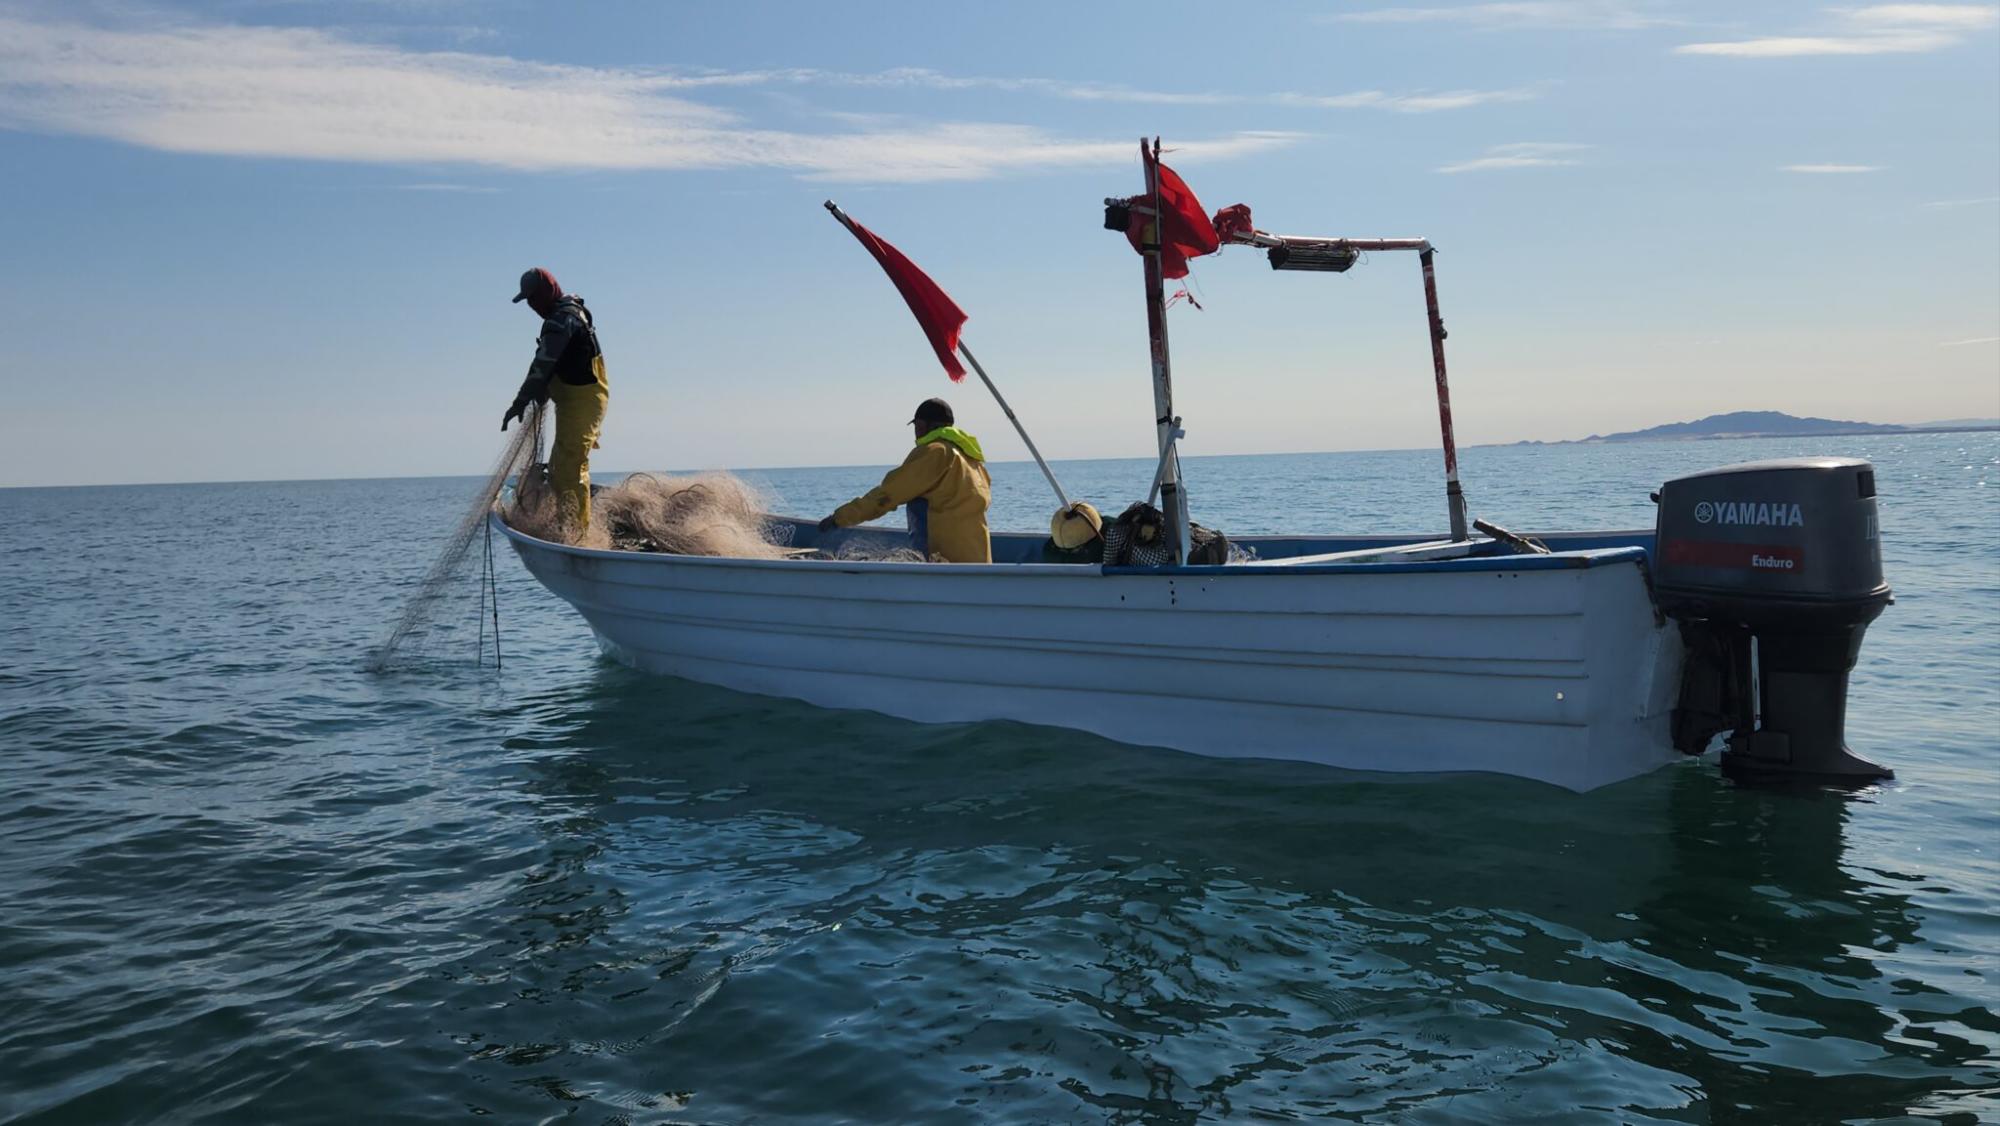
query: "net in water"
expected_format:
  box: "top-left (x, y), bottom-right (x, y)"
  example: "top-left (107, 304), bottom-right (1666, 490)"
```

top-left (365, 405), bottom-right (545, 671)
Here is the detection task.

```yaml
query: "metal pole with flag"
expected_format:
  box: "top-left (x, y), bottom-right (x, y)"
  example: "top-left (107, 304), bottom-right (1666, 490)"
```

top-left (822, 201), bottom-right (1070, 510)
top-left (1136, 138), bottom-right (1195, 565)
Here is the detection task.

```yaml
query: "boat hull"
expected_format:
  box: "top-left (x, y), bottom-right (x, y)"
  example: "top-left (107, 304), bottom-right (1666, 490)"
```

top-left (498, 517), bottom-right (1686, 791)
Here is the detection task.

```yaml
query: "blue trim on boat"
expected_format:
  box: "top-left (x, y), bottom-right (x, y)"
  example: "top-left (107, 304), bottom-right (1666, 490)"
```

top-left (768, 514), bottom-right (1660, 566)
top-left (504, 512), bottom-right (1656, 580)
top-left (1106, 546), bottom-right (1650, 577)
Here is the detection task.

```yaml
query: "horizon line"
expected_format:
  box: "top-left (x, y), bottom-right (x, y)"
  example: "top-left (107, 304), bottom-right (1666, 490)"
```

top-left (6, 426), bottom-right (1995, 491)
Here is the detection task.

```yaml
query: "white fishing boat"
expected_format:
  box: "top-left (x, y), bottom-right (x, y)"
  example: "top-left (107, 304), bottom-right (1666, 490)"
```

top-left (501, 142), bottom-right (1894, 792)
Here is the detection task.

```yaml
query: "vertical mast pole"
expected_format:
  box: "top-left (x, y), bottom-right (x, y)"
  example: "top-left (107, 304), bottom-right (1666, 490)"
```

top-left (1419, 247), bottom-right (1469, 541)
top-left (1140, 137), bottom-right (1191, 564)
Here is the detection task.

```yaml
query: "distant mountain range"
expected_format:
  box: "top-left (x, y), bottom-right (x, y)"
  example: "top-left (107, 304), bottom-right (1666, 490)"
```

top-left (1512, 411), bottom-right (2000, 446)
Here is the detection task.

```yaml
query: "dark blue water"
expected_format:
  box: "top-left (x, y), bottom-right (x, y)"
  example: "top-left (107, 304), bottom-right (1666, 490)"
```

top-left (2, 435), bottom-right (1995, 1123)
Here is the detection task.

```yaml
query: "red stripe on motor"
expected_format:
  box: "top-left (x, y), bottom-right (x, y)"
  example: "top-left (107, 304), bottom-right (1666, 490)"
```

top-left (1663, 540), bottom-right (1806, 572)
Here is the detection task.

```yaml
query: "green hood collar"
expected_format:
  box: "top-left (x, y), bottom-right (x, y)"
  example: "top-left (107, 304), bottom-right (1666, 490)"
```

top-left (915, 426), bottom-right (985, 462)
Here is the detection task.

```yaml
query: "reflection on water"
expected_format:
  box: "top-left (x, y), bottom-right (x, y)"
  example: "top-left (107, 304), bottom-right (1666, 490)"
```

top-left (433, 669), bottom-right (1997, 1122)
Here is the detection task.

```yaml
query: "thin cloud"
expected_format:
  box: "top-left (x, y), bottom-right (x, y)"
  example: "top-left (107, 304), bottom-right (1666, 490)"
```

top-left (792, 67), bottom-right (1540, 115)
top-left (1438, 142), bottom-right (1589, 174)
top-left (1923, 195), bottom-right (2000, 207)
top-left (1676, 32), bottom-right (1958, 55)
top-left (822, 68), bottom-right (1234, 106)
top-left (1329, 2), bottom-right (1679, 30)
top-left (1848, 4), bottom-right (2000, 29)
top-left (1275, 87), bottom-right (1540, 112)
top-left (1676, 3), bottom-right (1995, 56)
top-left (1938, 336), bottom-right (2000, 346)
top-left (1781, 163), bottom-right (1884, 173)
top-left (0, 15), bottom-right (1298, 183)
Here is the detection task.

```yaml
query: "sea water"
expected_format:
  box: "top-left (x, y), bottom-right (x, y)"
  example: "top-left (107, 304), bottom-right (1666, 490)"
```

top-left (1, 434), bottom-right (1995, 1123)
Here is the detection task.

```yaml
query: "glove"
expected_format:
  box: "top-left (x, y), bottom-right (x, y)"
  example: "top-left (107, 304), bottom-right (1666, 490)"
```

top-left (817, 516), bottom-right (839, 534)
top-left (502, 398), bottom-right (528, 431)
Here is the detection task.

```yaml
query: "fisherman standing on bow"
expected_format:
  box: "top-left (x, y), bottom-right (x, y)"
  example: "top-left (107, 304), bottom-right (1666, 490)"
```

top-left (503, 267), bottom-right (608, 540)
top-left (818, 397), bottom-right (993, 563)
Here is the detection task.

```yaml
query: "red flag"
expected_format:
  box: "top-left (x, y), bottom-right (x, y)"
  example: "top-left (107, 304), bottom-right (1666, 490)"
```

top-left (833, 210), bottom-right (969, 382)
top-left (1211, 203), bottom-right (1255, 244)
top-left (1124, 152), bottom-right (1220, 280)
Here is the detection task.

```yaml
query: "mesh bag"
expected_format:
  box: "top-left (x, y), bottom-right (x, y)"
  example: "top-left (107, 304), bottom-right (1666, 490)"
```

top-left (1103, 502), bottom-right (1231, 566)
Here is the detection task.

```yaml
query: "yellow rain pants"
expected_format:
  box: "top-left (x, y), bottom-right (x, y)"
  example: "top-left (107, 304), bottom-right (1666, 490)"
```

top-left (547, 355), bottom-right (609, 539)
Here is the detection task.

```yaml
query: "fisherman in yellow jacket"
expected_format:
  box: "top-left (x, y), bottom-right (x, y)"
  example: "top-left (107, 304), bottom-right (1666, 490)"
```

top-left (818, 398), bottom-right (993, 563)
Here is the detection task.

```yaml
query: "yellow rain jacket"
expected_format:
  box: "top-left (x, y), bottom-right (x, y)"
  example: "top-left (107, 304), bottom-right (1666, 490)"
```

top-left (832, 427), bottom-right (993, 563)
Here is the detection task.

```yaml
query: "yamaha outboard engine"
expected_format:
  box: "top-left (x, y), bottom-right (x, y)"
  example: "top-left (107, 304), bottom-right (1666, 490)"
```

top-left (1654, 458), bottom-right (1892, 781)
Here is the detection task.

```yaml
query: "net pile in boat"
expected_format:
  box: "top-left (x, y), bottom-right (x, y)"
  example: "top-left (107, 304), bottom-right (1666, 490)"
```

top-left (832, 539), bottom-right (929, 563)
top-left (506, 471), bottom-right (795, 560)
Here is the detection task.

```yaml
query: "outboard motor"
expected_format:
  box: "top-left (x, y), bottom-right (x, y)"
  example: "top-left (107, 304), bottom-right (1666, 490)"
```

top-left (1653, 458), bottom-right (1892, 781)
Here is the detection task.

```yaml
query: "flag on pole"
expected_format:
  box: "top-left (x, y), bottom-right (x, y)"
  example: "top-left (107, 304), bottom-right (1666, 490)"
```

top-left (1122, 151), bottom-right (1220, 280)
top-left (827, 204), bottom-right (969, 382)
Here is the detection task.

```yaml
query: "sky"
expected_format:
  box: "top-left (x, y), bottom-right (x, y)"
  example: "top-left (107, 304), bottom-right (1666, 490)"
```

top-left (0, 0), bottom-right (1996, 487)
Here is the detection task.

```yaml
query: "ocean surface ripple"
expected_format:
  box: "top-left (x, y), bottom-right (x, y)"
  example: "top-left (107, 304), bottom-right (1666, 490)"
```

top-left (2, 435), bottom-right (1995, 1123)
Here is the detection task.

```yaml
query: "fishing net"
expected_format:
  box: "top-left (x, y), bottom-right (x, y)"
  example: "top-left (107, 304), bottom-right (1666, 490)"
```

top-left (369, 409), bottom-right (1035, 671)
top-left (507, 470), bottom-right (947, 562)
top-left (833, 539), bottom-right (929, 563)
top-left (505, 471), bottom-right (794, 559)
top-left (365, 405), bottom-right (545, 671)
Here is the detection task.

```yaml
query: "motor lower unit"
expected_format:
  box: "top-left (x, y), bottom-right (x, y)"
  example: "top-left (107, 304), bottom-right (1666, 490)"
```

top-left (1653, 457), bottom-right (1892, 781)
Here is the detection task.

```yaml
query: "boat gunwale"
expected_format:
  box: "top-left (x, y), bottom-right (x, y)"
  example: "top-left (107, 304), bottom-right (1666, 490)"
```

top-left (491, 512), bottom-right (1650, 578)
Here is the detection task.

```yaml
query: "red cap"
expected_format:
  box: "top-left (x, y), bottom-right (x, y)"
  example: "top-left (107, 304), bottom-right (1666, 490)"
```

top-left (512, 267), bottom-right (561, 304)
